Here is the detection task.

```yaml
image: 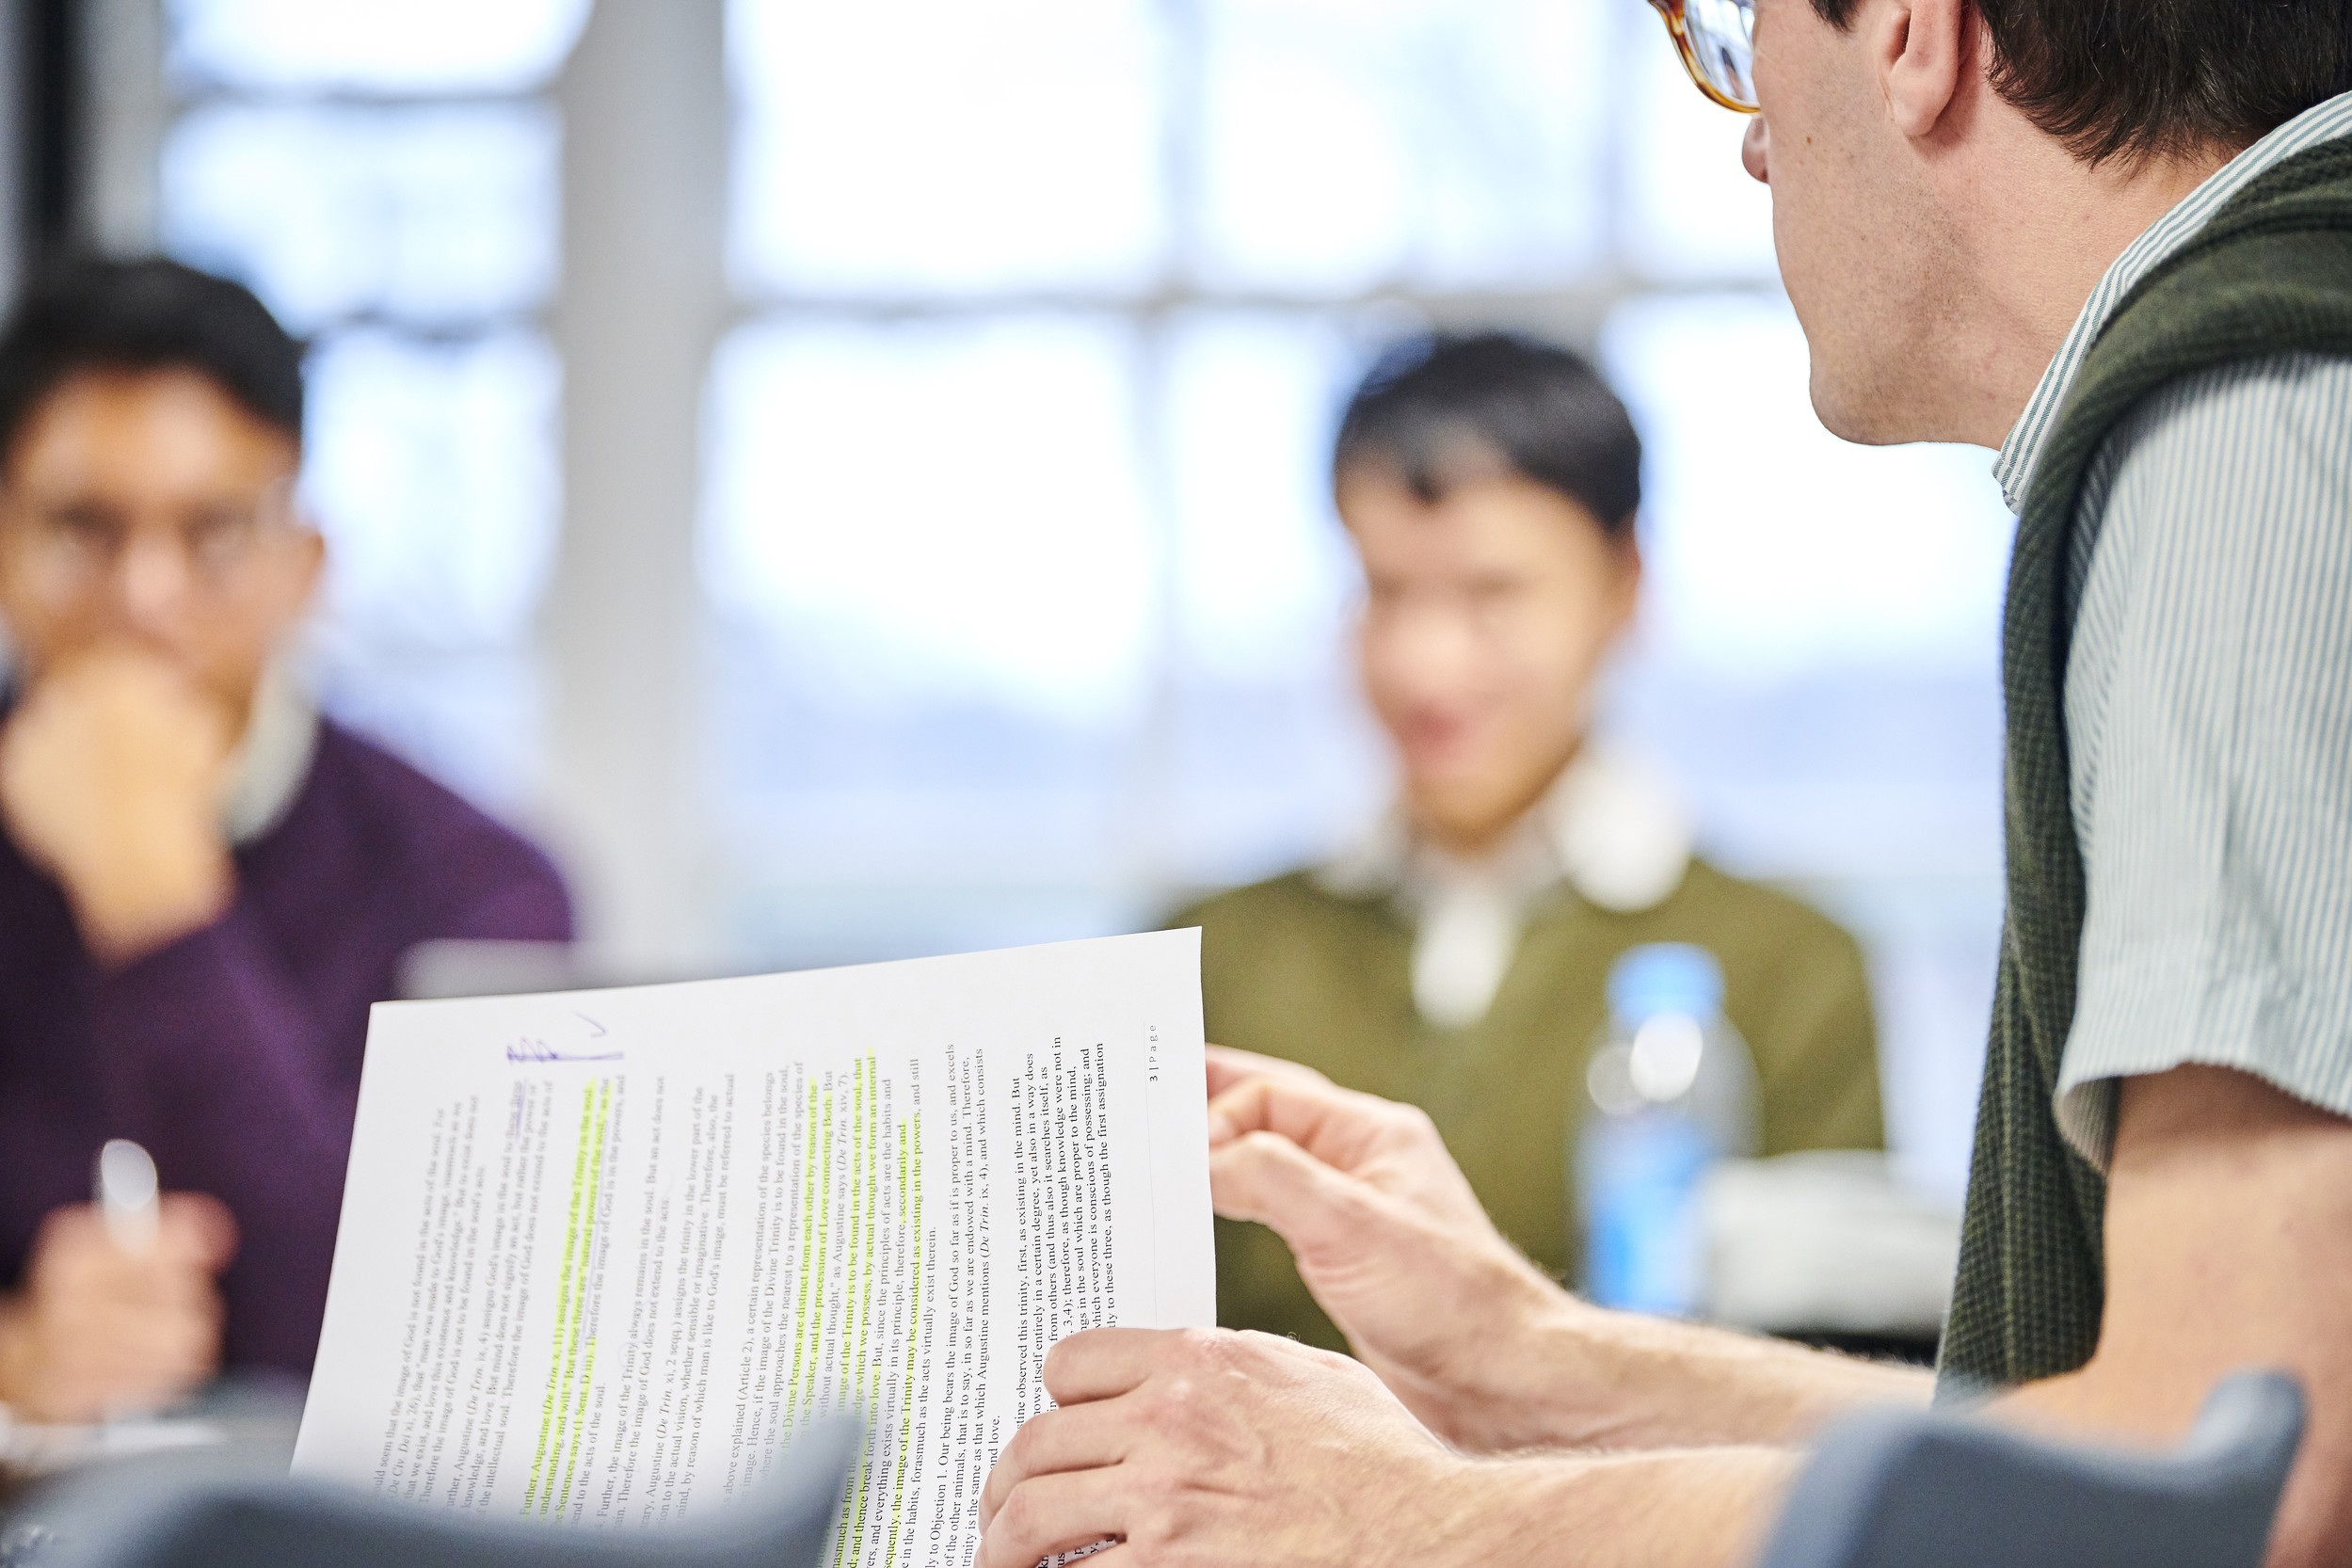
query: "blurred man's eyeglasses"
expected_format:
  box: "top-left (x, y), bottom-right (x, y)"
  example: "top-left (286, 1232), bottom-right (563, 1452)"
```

top-left (1645, 0), bottom-right (1759, 113)
top-left (0, 479), bottom-right (298, 607)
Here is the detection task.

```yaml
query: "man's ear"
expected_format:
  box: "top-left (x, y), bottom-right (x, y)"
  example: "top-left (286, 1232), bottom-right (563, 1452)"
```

top-left (1606, 527), bottom-right (1643, 635)
top-left (271, 524), bottom-right (326, 630)
top-left (0, 504), bottom-right (38, 675)
top-left (1875, 0), bottom-right (1969, 139)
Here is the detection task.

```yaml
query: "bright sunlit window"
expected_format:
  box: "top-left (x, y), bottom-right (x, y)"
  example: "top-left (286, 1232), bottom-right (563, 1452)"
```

top-left (709, 0), bottom-right (2012, 888)
top-left (1602, 296), bottom-right (2010, 681)
top-left (712, 0), bottom-right (2011, 1193)
top-left (145, 0), bottom-right (2011, 1195)
top-left (158, 0), bottom-right (588, 810)
top-left (705, 315), bottom-right (1160, 726)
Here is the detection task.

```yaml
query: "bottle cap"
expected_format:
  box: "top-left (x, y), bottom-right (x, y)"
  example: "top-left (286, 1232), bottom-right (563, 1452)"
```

top-left (1606, 943), bottom-right (1723, 1024)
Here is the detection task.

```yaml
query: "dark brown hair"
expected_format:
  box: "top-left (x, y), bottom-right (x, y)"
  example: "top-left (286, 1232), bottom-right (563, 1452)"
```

top-left (0, 257), bottom-right (304, 465)
top-left (1809, 0), bottom-right (2352, 166)
top-left (1333, 331), bottom-right (1642, 540)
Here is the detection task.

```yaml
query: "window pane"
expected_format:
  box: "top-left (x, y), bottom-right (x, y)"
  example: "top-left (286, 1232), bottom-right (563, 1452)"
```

top-left (1193, 0), bottom-right (1607, 293)
top-left (1152, 311), bottom-right (1387, 884)
top-left (162, 103), bottom-right (559, 332)
top-left (168, 0), bottom-right (591, 93)
top-left (304, 328), bottom-right (560, 648)
top-left (702, 314), bottom-right (1158, 725)
top-left (1599, 294), bottom-right (2011, 677)
top-left (728, 0), bottom-right (1169, 296)
top-left (311, 647), bottom-right (545, 819)
top-left (1164, 310), bottom-right (1362, 680)
top-left (1619, 28), bottom-right (1776, 280)
top-left (1596, 296), bottom-right (2003, 1196)
top-left (297, 330), bottom-right (559, 812)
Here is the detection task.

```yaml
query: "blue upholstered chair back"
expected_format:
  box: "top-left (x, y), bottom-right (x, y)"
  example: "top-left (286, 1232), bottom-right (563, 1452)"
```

top-left (1758, 1370), bottom-right (2304, 1568)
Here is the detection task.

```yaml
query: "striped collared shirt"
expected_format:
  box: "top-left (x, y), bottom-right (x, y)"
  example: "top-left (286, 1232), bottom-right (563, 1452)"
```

top-left (1994, 88), bottom-right (2352, 511)
top-left (1991, 90), bottom-right (2352, 1166)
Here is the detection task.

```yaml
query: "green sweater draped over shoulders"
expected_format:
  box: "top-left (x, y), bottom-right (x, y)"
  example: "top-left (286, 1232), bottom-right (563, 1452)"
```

top-left (1940, 138), bottom-right (2352, 1394)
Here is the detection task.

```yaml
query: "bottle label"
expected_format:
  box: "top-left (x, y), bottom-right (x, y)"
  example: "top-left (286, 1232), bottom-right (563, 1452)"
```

top-left (1579, 1113), bottom-right (1712, 1316)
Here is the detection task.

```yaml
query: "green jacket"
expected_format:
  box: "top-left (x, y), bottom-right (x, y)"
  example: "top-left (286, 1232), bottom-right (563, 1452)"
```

top-left (1174, 858), bottom-right (1883, 1351)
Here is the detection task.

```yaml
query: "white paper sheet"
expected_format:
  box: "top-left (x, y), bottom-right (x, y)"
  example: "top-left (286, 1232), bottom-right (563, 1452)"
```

top-left (293, 930), bottom-right (1211, 1566)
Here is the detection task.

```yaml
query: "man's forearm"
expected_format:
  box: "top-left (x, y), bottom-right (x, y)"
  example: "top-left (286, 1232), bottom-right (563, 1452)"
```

top-left (1432, 1288), bottom-right (1932, 1452)
top-left (1446, 1444), bottom-right (1800, 1568)
top-left (1204, 1060), bottom-right (1933, 1457)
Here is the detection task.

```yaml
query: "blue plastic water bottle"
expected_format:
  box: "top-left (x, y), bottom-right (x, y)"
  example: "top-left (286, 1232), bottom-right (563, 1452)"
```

top-left (1576, 944), bottom-right (1760, 1316)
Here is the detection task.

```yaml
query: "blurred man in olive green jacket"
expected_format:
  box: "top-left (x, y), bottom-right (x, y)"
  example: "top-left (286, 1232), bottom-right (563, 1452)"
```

top-left (1174, 332), bottom-right (1881, 1351)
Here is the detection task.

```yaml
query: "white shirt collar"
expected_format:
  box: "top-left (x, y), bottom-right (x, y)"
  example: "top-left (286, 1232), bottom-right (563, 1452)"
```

top-left (219, 661), bottom-right (319, 846)
top-left (1993, 89), bottom-right (2352, 514)
top-left (1318, 741), bottom-right (1694, 913)
top-left (1317, 743), bottom-right (1694, 1029)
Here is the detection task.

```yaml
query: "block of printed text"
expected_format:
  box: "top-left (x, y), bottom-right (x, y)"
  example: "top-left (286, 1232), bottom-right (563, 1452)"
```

top-left (292, 929), bottom-right (1212, 1568)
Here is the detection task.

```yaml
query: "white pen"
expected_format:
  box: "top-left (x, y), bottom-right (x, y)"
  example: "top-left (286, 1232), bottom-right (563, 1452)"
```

top-left (96, 1139), bottom-right (160, 1254)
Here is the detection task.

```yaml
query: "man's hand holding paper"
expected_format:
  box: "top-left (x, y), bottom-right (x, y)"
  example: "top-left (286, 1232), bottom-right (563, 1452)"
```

top-left (977, 1045), bottom-right (1936, 1568)
top-left (974, 1326), bottom-right (1471, 1568)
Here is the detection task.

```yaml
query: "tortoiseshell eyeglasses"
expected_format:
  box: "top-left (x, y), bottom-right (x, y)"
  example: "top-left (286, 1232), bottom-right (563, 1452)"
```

top-left (1645, 0), bottom-right (1759, 113)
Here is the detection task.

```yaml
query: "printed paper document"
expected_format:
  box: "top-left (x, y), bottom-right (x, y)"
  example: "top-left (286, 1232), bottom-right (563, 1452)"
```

top-left (293, 930), bottom-right (1211, 1566)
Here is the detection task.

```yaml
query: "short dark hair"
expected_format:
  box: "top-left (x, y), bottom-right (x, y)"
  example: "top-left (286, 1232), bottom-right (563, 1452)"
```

top-left (1332, 330), bottom-right (1641, 539)
top-left (0, 256), bottom-right (305, 467)
top-left (1808, 0), bottom-right (2352, 167)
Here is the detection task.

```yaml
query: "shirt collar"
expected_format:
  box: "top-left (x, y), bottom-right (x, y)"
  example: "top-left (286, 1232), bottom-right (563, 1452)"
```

top-left (1992, 88), bottom-right (2352, 514)
top-left (1316, 740), bottom-right (1694, 917)
top-left (219, 660), bottom-right (320, 846)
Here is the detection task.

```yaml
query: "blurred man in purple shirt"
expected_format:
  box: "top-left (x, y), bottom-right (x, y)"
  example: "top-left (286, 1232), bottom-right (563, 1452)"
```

top-left (0, 259), bottom-right (571, 1419)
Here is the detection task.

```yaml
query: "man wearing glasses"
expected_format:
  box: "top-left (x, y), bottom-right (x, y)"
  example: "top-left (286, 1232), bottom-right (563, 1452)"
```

top-left (980, 1), bottom-right (2352, 1564)
top-left (0, 260), bottom-right (572, 1420)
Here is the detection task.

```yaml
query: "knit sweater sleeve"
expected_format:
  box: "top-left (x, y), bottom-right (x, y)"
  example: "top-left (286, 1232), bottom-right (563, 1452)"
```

top-left (84, 900), bottom-right (362, 1373)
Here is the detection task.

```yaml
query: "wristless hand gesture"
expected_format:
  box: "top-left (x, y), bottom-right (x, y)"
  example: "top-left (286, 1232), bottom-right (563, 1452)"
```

top-left (1205, 1046), bottom-right (1587, 1450)
top-left (0, 648), bottom-right (236, 962)
top-left (0, 1193), bottom-right (237, 1422)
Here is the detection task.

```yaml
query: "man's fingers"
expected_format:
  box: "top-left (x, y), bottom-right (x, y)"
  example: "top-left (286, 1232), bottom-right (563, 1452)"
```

top-left (979, 1401), bottom-right (1134, 1527)
top-left (1209, 1075), bottom-right (1328, 1149)
top-left (38, 1199), bottom-right (231, 1301)
top-left (32, 1202), bottom-right (104, 1250)
top-left (974, 1465), bottom-right (1130, 1568)
top-left (157, 1192), bottom-right (239, 1271)
top-left (1204, 1045), bottom-right (1328, 1100)
top-left (41, 1195), bottom-right (236, 1270)
top-left (74, 1311), bottom-right (214, 1388)
top-left (1206, 1072), bottom-right (1409, 1171)
top-left (1210, 1130), bottom-right (1385, 1260)
top-left (1040, 1326), bottom-right (1180, 1406)
top-left (1204, 1047), bottom-right (1333, 1143)
top-left (8, 1272), bottom-right (224, 1420)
